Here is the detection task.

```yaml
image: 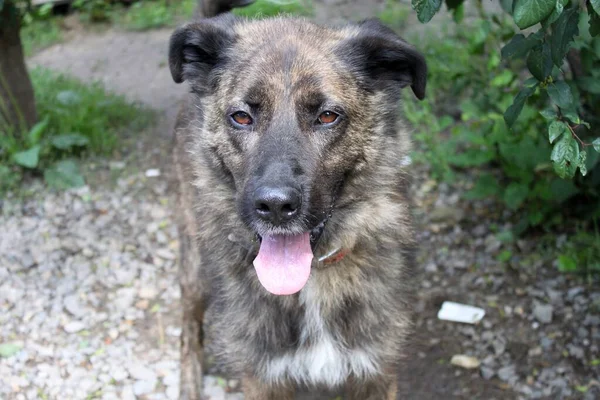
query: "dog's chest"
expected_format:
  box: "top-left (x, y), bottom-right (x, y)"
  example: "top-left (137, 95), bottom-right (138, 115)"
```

top-left (262, 282), bottom-right (380, 387)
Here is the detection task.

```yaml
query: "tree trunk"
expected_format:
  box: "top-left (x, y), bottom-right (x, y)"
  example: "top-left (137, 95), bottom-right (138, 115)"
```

top-left (0, 2), bottom-right (37, 133)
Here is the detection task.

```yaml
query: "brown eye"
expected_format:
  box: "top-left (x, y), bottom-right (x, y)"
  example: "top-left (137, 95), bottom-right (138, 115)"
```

top-left (231, 111), bottom-right (253, 126)
top-left (317, 111), bottom-right (339, 125)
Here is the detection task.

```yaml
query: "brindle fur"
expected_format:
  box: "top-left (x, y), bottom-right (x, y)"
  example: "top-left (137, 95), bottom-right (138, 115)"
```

top-left (170, 10), bottom-right (426, 400)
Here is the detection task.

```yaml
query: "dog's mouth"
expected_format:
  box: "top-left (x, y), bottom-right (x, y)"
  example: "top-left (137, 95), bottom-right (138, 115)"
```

top-left (252, 219), bottom-right (328, 296)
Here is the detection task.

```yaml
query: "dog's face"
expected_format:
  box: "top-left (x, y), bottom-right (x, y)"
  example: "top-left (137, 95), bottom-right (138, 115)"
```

top-left (169, 16), bottom-right (426, 294)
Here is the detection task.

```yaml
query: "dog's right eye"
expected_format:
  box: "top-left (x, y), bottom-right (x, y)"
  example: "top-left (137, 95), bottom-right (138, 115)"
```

top-left (230, 111), bottom-right (253, 127)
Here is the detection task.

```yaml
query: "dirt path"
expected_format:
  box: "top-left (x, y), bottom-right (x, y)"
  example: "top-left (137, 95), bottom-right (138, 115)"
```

top-left (30, 28), bottom-right (186, 138)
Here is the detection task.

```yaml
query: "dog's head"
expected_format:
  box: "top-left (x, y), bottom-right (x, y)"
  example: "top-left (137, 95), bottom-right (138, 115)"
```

top-left (169, 16), bottom-right (426, 295)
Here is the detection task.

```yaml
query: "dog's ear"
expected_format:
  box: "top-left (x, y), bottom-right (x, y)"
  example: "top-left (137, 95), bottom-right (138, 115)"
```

top-left (338, 19), bottom-right (427, 100)
top-left (168, 14), bottom-right (237, 88)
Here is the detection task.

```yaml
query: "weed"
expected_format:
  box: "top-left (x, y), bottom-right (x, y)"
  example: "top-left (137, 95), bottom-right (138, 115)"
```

top-left (232, 0), bottom-right (313, 18)
top-left (0, 68), bottom-right (153, 193)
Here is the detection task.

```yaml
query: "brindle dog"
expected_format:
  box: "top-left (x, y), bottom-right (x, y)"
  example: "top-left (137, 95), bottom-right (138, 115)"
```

top-left (169, 6), bottom-right (427, 399)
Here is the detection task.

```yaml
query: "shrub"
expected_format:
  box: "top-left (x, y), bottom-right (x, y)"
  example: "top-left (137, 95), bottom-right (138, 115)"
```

top-left (404, 0), bottom-right (600, 232)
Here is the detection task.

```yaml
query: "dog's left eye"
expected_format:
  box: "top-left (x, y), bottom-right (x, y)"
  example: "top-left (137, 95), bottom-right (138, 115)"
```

top-left (230, 111), bottom-right (253, 126)
top-left (317, 111), bottom-right (339, 125)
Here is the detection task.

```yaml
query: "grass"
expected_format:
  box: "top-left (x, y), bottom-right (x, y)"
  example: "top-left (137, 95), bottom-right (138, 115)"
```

top-left (376, 0), bottom-right (411, 31)
top-left (232, 0), bottom-right (313, 18)
top-left (115, 0), bottom-right (196, 31)
top-left (0, 68), bottom-right (153, 193)
top-left (21, 18), bottom-right (64, 57)
top-left (31, 67), bottom-right (152, 153)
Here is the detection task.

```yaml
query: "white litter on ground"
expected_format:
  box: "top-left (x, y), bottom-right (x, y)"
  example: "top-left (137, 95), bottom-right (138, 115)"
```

top-left (437, 301), bottom-right (485, 324)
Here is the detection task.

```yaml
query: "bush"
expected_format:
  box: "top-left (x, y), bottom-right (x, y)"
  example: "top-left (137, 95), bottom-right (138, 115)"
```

top-left (232, 0), bottom-right (313, 18)
top-left (404, 0), bottom-right (600, 232)
top-left (114, 0), bottom-right (196, 31)
top-left (0, 68), bottom-right (152, 193)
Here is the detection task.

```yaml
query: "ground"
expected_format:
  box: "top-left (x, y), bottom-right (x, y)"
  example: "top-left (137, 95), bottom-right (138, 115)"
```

top-left (1, 1), bottom-right (599, 400)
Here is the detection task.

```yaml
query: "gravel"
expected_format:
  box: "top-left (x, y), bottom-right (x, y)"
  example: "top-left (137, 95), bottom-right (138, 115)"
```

top-left (0, 173), bottom-right (236, 399)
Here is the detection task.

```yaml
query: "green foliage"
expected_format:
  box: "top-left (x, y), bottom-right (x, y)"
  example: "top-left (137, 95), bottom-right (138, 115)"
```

top-left (411, 0), bottom-right (442, 23)
top-left (115, 0), bottom-right (196, 31)
top-left (377, 0), bottom-right (411, 29)
top-left (556, 228), bottom-right (600, 277)
top-left (0, 68), bottom-right (153, 192)
top-left (232, 0), bottom-right (313, 18)
top-left (0, 342), bottom-right (22, 358)
top-left (513, 0), bottom-right (555, 29)
top-left (406, 0), bottom-right (600, 233)
top-left (20, 16), bottom-right (63, 56)
top-left (72, 0), bottom-right (112, 23)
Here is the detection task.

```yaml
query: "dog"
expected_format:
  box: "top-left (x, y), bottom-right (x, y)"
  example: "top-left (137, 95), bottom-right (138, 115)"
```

top-left (168, 6), bottom-right (427, 399)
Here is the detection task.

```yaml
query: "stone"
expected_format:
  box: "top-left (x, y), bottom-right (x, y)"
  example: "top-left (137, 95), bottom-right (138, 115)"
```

top-left (139, 286), bottom-right (157, 299)
top-left (63, 321), bottom-right (86, 333)
top-left (450, 355), bottom-right (481, 369)
top-left (64, 294), bottom-right (86, 318)
top-left (533, 302), bottom-right (553, 324)
top-left (480, 366), bottom-right (495, 380)
top-left (133, 379), bottom-right (157, 396)
top-left (497, 365), bottom-right (517, 382)
top-left (128, 364), bottom-right (157, 381)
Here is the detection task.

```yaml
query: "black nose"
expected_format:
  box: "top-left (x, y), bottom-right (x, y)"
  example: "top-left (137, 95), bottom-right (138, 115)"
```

top-left (254, 186), bottom-right (301, 225)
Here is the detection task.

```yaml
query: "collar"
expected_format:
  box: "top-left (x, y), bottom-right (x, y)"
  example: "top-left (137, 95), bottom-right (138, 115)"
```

top-left (317, 247), bottom-right (350, 265)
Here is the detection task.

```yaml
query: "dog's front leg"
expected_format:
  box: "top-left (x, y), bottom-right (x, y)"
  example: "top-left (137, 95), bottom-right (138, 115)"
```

top-left (178, 230), bottom-right (207, 400)
top-left (345, 373), bottom-right (398, 400)
top-left (242, 375), bottom-right (295, 400)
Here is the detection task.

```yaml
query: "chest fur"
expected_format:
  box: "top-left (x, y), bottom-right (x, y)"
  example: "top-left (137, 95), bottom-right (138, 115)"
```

top-left (260, 281), bottom-right (381, 387)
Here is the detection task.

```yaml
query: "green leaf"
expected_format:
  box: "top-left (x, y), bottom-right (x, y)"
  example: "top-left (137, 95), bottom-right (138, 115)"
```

top-left (550, 8), bottom-right (579, 66)
top-left (513, 0), bottom-right (555, 29)
top-left (497, 250), bottom-right (513, 262)
top-left (591, 0), bottom-right (600, 15)
top-left (561, 107), bottom-right (580, 124)
top-left (588, 2), bottom-right (600, 37)
top-left (465, 173), bottom-right (501, 199)
top-left (0, 342), bottom-right (22, 358)
top-left (542, 0), bottom-right (567, 28)
top-left (56, 90), bottom-right (81, 106)
top-left (593, 138), bottom-right (600, 153)
top-left (501, 32), bottom-right (543, 59)
top-left (451, 3), bottom-right (464, 23)
top-left (28, 116), bottom-right (49, 146)
top-left (576, 77), bottom-right (600, 94)
top-left (548, 120), bottom-right (567, 143)
top-left (526, 42), bottom-right (552, 80)
top-left (550, 178), bottom-right (579, 203)
top-left (51, 134), bottom-right (90, 150)
top-left (491, 70), bottom-right (514, 87)
top-left (557, 254), bottom-right (577, 272)
top-left (504, 84), bottom-right (537, 127)
top-left (578, 151), bottom-right (587, 176)
top-left (412, 0), bottom-right (443, 23)
top-left (551, 133), bottom-right (579, 178)
top-left (44, 160), bottom-right (85, 189)
top-left (13, 146), bottom-right (41, 169)
top-left (500, 0), bottom-right (514, 14)
top-left (546, 81), bottom-right (573, 108)
top-left (503, 182), bottom-right (530, 210)
top-left (540, 108), bottom-right (557, 120)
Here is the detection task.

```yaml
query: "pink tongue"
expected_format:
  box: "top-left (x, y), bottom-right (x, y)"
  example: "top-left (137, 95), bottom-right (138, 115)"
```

top-left (253, 233), bottom-right (313, 295)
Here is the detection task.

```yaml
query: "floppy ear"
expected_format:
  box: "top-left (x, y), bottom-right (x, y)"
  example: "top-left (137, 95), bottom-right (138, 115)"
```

top-left (338, 19), bottom-right (427, 100)
top-left (168, 14), bottom-right (237, 90)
